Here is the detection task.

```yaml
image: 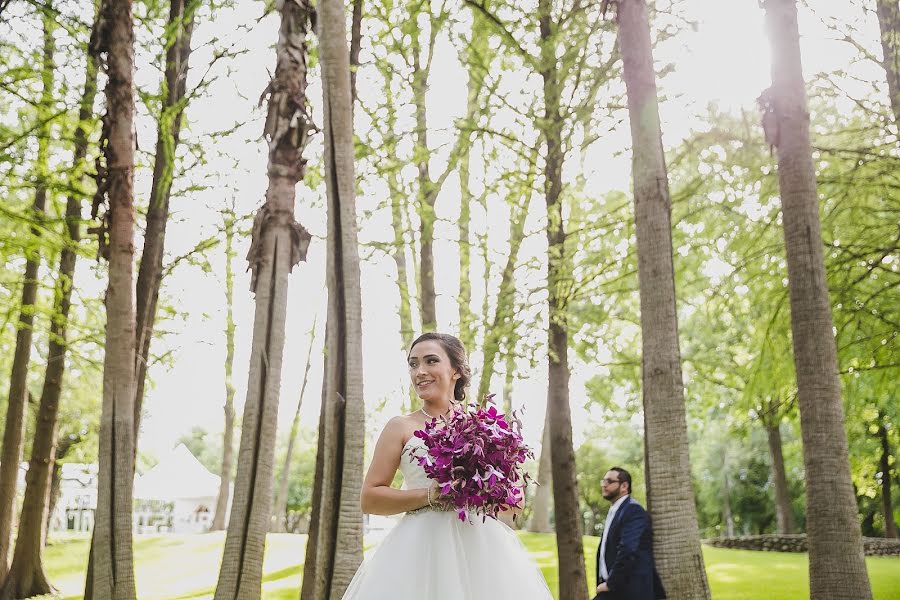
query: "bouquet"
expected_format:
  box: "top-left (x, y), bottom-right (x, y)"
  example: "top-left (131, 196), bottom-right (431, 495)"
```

top-left (411, 395), bottom-right (533, 522)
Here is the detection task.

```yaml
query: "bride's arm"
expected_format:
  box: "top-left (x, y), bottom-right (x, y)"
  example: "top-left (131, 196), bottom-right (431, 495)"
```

top-left (360, 417), bottom-right (431, 516)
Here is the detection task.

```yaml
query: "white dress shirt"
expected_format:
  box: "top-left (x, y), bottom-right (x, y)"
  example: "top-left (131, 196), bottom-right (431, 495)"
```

top-left (599, 494), bottom-right (630, 581)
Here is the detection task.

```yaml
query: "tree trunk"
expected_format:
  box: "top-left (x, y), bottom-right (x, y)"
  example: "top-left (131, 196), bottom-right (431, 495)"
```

top-left (213, 0), bottom-right (313, 597)
top-left (85, 0), bottom-right (138, 597)
top-left (301, 0), bottom-right (365, 597)
top-left (875, 0), bottom-right (900, 124)
top-left (721, 470), bottom-right (735, 538)
top-left (0, 18), bottom-right (98, 598)
top-left (761, 1), bottom-right (873, 597)
top-left (45, 435), bottom-right (78, 546)
top-left (271, 318), bottom-right (316, 533)
top-left (383, 72), bottom-right (416, 410)
top-left (349, 0), bottom-right (363, 107)
top-left (45, 434), bottom-right (79, 545)
top-left (539, 3), bottom-right (587, 598)
top-left (877, 413), bottom-right (897, 538)
top-left (584, 510), bottom-right (596, 539)
top-left (457, 14), bottom-right (489, 352)
top-left (616, 1), bottom-right (710, 597)
top-left (528, 410), bottom-right (553, 533)
top-left (458, 158), bottom-right (474, 348)
top-left (391, 185), bottom-right (415, 357)
top-left (412, 32), bottom-right (438, 332)
top-left (133, 0), bottom-right (197, 433)
top-left (502, 335), bottom-right (515, 415)
top-left (211, 204), bottom-right (237, 532)
top-left (0, 12), bottom-right (55, 580)
top-left (765, 420), bottom-right (796, 534)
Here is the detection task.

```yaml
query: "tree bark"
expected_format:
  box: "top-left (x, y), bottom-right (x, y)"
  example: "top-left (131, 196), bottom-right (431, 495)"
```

top-left (761, 1), bottom-right (873, 597)
top-left (382, 70), bottom-right (416, 411)
top-left (0, 17), bottom-right (98, 598)
top-left (877, 413), bottom-right (897, 538)
top-left (211, 204), bottom-right (237, 532)
top-left (133, 0), bottom-right (197, 433)
top-left (301, 1), bottom-right (365, 597)
top-left (85, 0), bottom-right (138, 597)
top-left (412, 30), bottom-right (438, 332)
top-left (722, 470), bottom-right (735, 538)
top-left (539, 3), bottom-right (587, 597)
top-left (0, 12), bottom-right (55, 580)
top-left (875, 0), bottom-right (900, 125)
top-left (271, 319), bottom-right (316, 533)
top-left (615, 1), bottom-right (710, 597)
top-left (45, 435), bottom-right (78, 545)
top-left (349, 0), bottom-right (363, 107)
top-left (457, 12), bottom-right (489, 352)
top-left (502, 335), bottom-right (515, 415)
top-left (528, 410), bottom-right (553, 533)
top-left (765, 420), bottom-right (796, 534)
top-left (213, 0), bottom-right (313, 597)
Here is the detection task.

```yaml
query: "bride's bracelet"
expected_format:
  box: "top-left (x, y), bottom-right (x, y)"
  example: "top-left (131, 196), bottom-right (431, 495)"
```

top-left (426, 485), bottom-right (434, 508)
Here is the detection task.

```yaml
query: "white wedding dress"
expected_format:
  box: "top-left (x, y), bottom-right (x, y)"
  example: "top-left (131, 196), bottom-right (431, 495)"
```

top-left (341, 435), bottom-right (554, 599)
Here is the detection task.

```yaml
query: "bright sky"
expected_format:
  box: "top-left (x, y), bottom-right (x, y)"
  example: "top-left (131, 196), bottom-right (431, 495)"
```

top-left (68, 0), bottom-right (879, 459)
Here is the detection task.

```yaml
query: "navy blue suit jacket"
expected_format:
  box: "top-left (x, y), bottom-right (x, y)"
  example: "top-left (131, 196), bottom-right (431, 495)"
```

top-left (594, 497), bottom-right (665, 600)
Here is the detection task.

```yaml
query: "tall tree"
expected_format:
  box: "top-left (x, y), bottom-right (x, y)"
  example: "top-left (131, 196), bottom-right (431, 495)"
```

top-left (380, 69), bottom-right (416, 362)
top-left (538, 0), bottom-right (587, 596)
top-left (760, 0), bottom-right (873, 597)
top-left (133, 0), bottom-right (198, 431)
top-left (211, 202), bottom-right (238, 532)
top-left (212, 0), bottom-right (314, 596)
top-left (404, 0), bottom-right (466, 332)
top-left (0, 10), bottom-right (55, 579)
top-left (463, 0), bottom-right (615, 594)
top-left (876, 412), bottom-right (897, 538)
top-left (528, 410), bottom-right (553, 533)
top-left (875, 0), bottom-right (900, 124)
top-left (614, 0), bottom-right (710, 596)
top-left (410, 1), bottom-right (442, 332)
top-left (84, 0), bottom-right (139, 596)
top-left (458, 10), bottom-right (491, 352)
top-left (0, 12), bottom-right (99, 598)
top-left (271, 317), bottom-right (317, 533)
top-left (301, 0), bottom-right (365, 594)
top-left (764, 419), bottom-right (797, 534)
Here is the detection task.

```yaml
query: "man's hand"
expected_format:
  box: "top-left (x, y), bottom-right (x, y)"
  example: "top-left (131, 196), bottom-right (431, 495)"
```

top-left (596, 582), bottom-right (609, 594)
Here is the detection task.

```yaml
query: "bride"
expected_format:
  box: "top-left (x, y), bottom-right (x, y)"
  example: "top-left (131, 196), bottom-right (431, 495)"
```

top-left (341, 332), bottom-right (554, 600)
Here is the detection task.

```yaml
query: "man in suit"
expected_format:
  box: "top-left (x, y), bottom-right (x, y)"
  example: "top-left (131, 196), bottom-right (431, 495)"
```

top-left (593, 467), bottom-right (665, 600)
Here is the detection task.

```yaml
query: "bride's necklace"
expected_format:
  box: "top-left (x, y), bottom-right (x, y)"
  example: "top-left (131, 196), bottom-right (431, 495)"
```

top-left (421, 405), bottom-right (451, 420)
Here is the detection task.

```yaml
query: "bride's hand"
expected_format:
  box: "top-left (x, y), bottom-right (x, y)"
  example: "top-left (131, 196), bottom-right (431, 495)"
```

top-left (429, 480), bottom-right (453, 509)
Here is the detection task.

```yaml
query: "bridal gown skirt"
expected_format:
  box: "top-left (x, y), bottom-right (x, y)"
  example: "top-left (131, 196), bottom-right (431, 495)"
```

top-left (341, 509), bottom-right (554, 599)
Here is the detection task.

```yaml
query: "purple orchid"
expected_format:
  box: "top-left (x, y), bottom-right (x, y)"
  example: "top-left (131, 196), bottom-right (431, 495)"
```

top-left (411, 395), bottom-right (534, 522)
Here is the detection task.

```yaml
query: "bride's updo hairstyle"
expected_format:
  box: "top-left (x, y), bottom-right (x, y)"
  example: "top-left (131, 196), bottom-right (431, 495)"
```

top-left (408, 333), bottom-right (472, 402)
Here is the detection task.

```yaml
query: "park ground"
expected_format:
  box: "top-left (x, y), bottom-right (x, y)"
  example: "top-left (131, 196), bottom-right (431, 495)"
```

top-left (37, 531), bottom-right (900, 600)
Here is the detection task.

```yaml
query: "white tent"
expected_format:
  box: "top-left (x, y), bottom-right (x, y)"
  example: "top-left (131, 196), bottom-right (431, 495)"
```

top-left (133, 443), bottom-right (229, 533)
top-left (134, 443), bottom-right (221, 500)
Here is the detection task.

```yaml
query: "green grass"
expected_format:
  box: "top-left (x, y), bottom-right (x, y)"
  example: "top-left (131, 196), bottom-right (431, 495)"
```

top-left (40, 531), bottom-right (900, 599)
top-left (703, 545), bottom-right (900, 600)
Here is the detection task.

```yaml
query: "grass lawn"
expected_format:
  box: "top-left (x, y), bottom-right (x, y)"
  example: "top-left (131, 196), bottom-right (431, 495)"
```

top-left (41, 531), bottom-right (900, 600)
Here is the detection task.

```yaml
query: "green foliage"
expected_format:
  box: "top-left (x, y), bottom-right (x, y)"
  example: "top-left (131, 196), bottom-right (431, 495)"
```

top-left (279, 435), bottom-right (317, 516)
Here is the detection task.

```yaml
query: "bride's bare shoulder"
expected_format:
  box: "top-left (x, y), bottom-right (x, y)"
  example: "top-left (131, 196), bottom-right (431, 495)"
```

top-left (382, 414), bottom-right (420, 440)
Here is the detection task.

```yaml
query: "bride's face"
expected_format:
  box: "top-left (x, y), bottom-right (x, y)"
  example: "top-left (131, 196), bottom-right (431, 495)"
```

top-left (407, 340), bottom-right (460, 403)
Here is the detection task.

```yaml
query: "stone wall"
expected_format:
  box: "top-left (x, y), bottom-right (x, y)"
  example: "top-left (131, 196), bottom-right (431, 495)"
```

top-left (703, 534), bottom-right (900, 556)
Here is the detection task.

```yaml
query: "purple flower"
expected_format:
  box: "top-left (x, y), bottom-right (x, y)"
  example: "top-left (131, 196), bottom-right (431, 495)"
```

top-left (410, 396), bottom-right (534, 521)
